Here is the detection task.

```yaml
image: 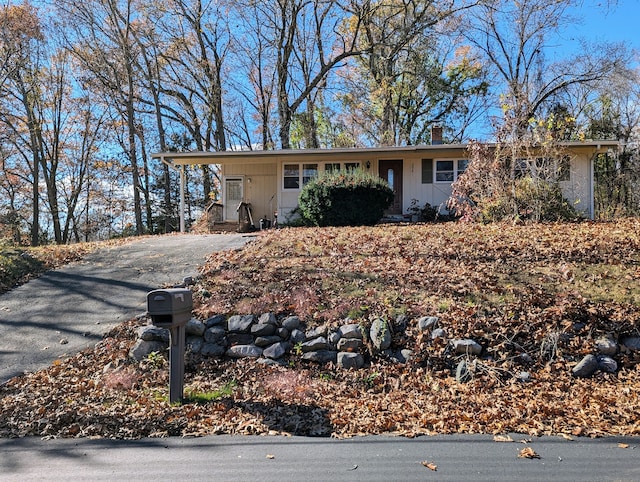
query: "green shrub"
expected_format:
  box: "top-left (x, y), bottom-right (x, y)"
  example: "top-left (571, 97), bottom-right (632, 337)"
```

top-left (298, 169), bottom-right (394, 226)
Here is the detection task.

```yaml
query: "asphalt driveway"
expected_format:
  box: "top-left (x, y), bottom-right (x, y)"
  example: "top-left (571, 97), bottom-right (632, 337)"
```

top-left (0, 234), bottom-right (251, 384)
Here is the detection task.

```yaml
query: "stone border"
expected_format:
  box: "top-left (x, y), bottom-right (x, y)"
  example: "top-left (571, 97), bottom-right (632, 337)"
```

top-left (129, 313), bottom-right (640, 378)
top-left (130, 313), bottom-right (410, 369)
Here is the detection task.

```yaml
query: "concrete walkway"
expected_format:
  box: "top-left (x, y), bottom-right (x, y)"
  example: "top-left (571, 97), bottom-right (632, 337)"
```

top-left (0, 234), bottom-right (251, 384)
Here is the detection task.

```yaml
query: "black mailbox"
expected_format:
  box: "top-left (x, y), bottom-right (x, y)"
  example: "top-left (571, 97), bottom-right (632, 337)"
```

top-left (147, 288), bottom-right (192, 328)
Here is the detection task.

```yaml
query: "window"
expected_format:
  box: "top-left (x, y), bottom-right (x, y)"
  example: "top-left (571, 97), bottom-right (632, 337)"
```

top-left (325, 163), bottom-right (341, 173)
top-left (284, 162), bottom-right (360, 189)
top-left (514, 157), bottom-right (570, 181)
top-left (435, 160), bottom-right (454, 182)
top-left (421, 159), bottom-right (433, 184)
top-left (457, 160), bottom-right (469, 177)
top-left (303, 163), bottom-right (318, 184)
top-left (387, 168), bottom-right (394, 186)
top-left (514, 158), bottom-right (529, 178)
top-left (434, 159), bottom-right (468, 183)
top-left (283, 164), bottom-right (300, 189)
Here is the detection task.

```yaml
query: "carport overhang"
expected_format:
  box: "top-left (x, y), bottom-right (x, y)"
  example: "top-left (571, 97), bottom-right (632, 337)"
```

top-left (152, 141), bottom-right (619, 231)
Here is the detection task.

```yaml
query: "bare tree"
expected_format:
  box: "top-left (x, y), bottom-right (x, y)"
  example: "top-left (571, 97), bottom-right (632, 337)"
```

top-left (464, 0), bottom-right (628, 137)
top-left (0, 3), bottom-right (45, 245)
top-left (58, 0), bottom-right (149, 235)
top-left (234, 0), bottom-right (365, 149)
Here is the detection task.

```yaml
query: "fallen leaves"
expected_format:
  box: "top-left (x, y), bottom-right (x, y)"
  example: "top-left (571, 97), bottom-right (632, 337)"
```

top-left (518, 447), bottom-right (541, 459)
top-left (493, 434), bottom-right (514, 442)
top-left (1, 221), bottom-right (640, 440)
top-left (421, 461), bottom-right (438, 471)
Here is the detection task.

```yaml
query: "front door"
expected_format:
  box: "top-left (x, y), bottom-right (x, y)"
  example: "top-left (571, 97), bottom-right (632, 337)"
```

top-left (379, 160), bottom-right (403, 215)
top-left (224, 177), bottom-right (243, 221)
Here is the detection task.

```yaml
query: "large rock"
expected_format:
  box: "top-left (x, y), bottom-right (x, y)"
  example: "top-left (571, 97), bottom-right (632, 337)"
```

top-left (302, 350), bottom-right (338, 364)
top-left (282, 316), bottom-right (301, 330)
top-left (227, 315), bottom-right (255, 333)
top-left (301, 336), bottom-right (328, 352)
top-left (226, 344), bottom-right (263, 358)
top-left (337, 338), bottom-right (362, 352)
top-left (290, 329), bottom-right (305, 344)
top-left (129, 339), bottom-right (167, 362)
top-left (572, 354), bottom-right (599, 378)
top-left (254, 335), bottom-right (282, 347)
top-left (452, 339), bottom-right (482, 355)
top-left (205, 314), bottom-right (227, 328)
top-left (185, 318), bottom-right (206, 337)
top-left (258, 312), bottom-right (278, 325)
top-left (201, 342), bottom-right (226, 357)
top-left (595, 336), bottom-right (618, 356)
top-left (186, 336), bottom-right (203, 354)
top-left (263, 342), bottom-right (290, 360)
top-left (204, 326), bottom-right (226, 344)
top-left (417, 316), bottom-right (439, 332)
top-left (431, 328), bottom-right (447, 340)
top-left (137, 326), bottom-right (169, 343)
top-left (337, 352), bottom-right (364, 369)
top-left (597, 355), bottom-right (618, 373)
top-left (370, 318), bottom-right (391, 351)
top-left (621, 336), bottom-right (640, 351)
top-left (339, 324), bottom-right (363, 339)
top-left (251, 323), bottom-right (276, 337)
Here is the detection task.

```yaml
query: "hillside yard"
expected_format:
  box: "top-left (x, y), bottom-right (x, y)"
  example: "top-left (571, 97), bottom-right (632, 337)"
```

top-left (1, 220), bottom-right (640, 439)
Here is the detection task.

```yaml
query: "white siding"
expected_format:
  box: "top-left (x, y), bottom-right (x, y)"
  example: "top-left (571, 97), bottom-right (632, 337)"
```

top-left (223, 163), bottom-right (277, 223)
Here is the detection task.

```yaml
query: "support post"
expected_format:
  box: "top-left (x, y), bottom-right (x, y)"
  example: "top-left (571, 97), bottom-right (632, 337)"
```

top-left (169, 325), bottom-right (186, 404)
top-left (180, 164), bottom-right (186, 233)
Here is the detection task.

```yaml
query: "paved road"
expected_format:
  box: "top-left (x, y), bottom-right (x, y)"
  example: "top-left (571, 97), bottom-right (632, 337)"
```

top-left (1, 434), bottom-right (638, 481)
top-left (0, 234), bottom-right (251, 384)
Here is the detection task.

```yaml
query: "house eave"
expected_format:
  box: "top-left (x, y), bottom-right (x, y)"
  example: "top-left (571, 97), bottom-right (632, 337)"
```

top-left (151, 141), bottom-right (620, 166)
top-left (151, 144), bottom-right (469, 166)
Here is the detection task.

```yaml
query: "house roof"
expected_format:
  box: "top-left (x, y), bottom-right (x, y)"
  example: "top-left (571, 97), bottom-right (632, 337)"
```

top-left (151, 141), bottom-right (619, 166)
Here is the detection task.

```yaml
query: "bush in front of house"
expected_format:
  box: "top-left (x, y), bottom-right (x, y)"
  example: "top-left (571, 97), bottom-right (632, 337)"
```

top-left (448, 140), bottom-right (580, 223)
top-left (298, 169), bottom-right (394, 226)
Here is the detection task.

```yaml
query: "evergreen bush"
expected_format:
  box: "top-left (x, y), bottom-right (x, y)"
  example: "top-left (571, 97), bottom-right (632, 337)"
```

top-left (298, 169), bottom-right (394, 226)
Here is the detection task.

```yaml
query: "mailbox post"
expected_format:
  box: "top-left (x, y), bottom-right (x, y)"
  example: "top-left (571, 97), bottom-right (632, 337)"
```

top-left (146, 288), bottom-right (193, 404)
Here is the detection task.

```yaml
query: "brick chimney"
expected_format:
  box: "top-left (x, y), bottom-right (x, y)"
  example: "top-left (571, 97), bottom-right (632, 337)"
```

top-left (431, 125), bottom-right (443, 145)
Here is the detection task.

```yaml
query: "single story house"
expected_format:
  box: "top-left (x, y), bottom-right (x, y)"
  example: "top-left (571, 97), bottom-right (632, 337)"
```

top-left (152, 141), bottom-right (618, 231)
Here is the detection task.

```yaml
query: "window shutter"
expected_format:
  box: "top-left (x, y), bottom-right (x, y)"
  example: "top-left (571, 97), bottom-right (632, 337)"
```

top-left (422, 159), bottom-right (433, 184)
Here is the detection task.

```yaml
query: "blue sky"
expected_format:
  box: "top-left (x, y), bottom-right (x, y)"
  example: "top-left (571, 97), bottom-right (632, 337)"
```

top-left (564, 1), bottom-right (640, 53)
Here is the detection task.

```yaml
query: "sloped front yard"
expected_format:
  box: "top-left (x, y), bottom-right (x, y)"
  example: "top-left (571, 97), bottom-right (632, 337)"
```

top-left (1, 220), bottom-right (640, 439)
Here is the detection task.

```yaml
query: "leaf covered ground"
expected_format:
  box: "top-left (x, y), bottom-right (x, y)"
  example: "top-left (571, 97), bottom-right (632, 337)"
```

top-left (0, 238), bottom-right (126, 295)
top-left (1, 220), bottom-right (640, 439)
